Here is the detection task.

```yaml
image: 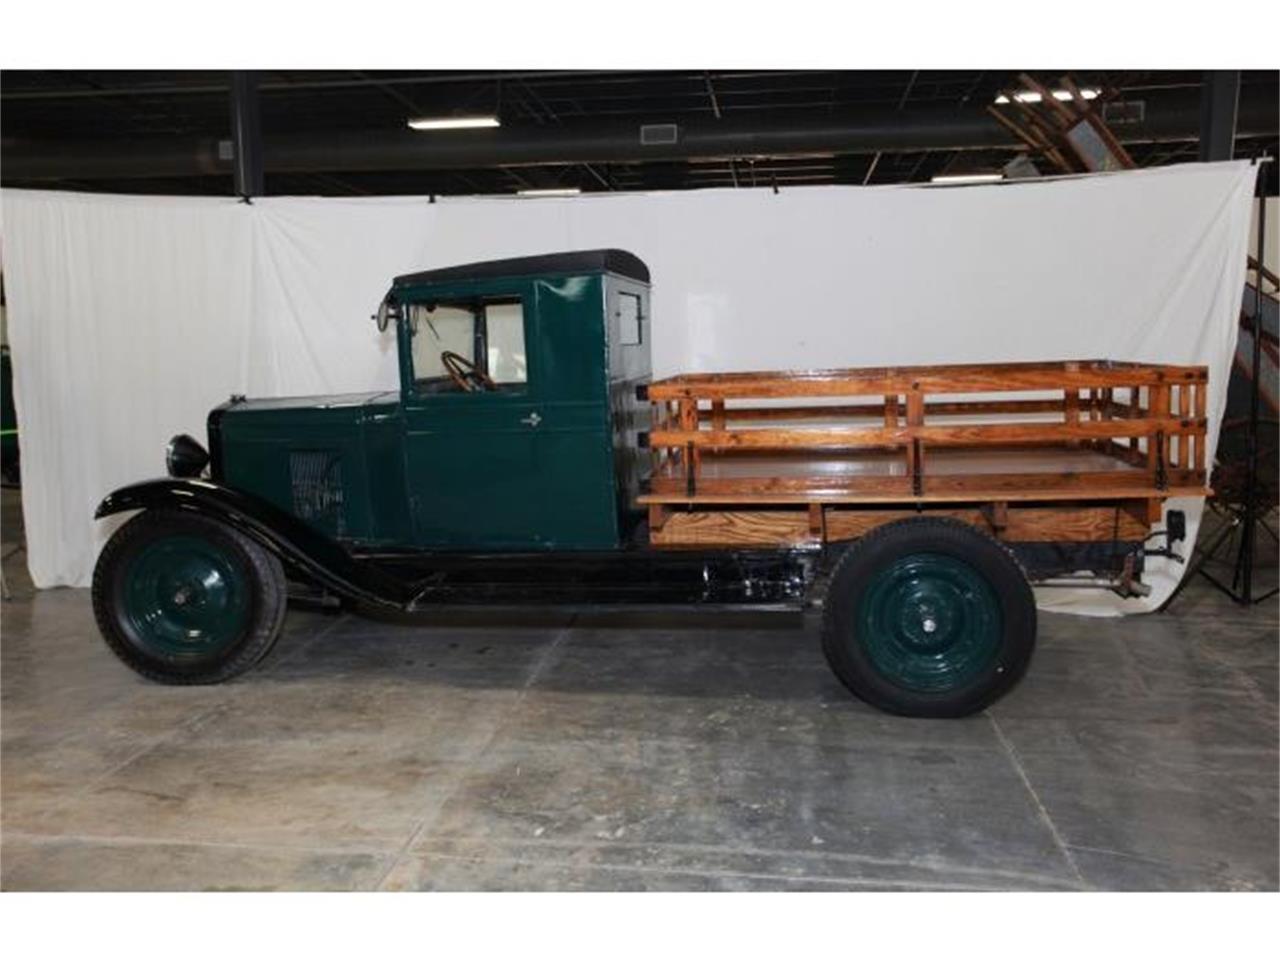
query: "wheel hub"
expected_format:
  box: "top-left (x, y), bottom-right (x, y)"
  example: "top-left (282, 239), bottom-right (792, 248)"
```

top-left (122, 535), bottom-right (249, 657)
top-left (857, 552), bottom-right (1002, 692)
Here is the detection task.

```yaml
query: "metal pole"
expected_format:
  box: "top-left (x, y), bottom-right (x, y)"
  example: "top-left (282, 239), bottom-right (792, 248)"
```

top-left (1237, 163), bottom-right (1266, 602)
top-left (1198, 70), bottom-right (1240, 162)
top-left (229, 71), bottom-right (264, 198)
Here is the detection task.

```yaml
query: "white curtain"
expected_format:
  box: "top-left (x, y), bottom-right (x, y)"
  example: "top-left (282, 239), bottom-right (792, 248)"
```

top-left (1, 161), bottom-right (1255, 614)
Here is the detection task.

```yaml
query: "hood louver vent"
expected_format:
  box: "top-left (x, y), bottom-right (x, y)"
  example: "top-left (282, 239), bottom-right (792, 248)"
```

top-left (289, 450), bottom-right (346, 536)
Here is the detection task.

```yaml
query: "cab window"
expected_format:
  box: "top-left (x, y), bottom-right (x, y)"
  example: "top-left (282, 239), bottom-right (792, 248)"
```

top-left (618, 291), bottom-right (643, 345)
top-left (409, 297), bottom-right (528, 393)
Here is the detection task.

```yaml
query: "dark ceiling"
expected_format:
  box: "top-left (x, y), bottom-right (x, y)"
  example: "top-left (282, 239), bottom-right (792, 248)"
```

top-left (2, 69), bottom-right (1277, 196)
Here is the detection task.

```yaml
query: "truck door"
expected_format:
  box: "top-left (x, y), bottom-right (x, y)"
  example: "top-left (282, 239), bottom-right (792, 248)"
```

top-left (400, 287), bottom-right (546, 549)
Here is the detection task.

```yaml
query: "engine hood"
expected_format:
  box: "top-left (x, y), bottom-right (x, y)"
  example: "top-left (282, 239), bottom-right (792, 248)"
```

top-left (206, 389), bottom-right (405, 542)
top-left (216, 390), bottom-right (399, 415)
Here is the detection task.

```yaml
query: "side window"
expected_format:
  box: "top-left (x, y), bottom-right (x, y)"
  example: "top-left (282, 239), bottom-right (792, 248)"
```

top-left (409, 297), bottom-right (528, 392)
top-left (618, 291), bottom-right (643, 346)
top-left (485, 301), bottom-right (528, 384)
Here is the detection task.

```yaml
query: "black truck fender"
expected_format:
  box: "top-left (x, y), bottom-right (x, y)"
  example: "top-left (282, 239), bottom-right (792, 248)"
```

top-left (94, 478), bottom-right (415, 608)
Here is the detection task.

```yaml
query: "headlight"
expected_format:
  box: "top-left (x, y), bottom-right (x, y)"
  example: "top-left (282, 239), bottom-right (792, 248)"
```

top-left (166, 434), bottom-right (210, 478)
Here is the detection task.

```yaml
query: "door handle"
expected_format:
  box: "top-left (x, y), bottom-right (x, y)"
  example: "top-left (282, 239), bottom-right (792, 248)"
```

top-left (520, 412), bottom-right (542, 427)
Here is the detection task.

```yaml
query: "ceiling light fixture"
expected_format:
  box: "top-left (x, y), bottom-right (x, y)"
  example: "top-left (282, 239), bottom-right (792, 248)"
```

top-left (930, 173), bottom-right (1003, 184)
top-left (407, 115), bottom-right (501, 131)
top-left (516, 188), bottom-right (582, 197)
top-left (994, 88), bottom-right (1100, 105)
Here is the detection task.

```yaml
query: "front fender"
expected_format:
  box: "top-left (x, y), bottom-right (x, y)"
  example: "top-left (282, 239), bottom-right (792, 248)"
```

top-left (95, 478), bottom-right (415, 608)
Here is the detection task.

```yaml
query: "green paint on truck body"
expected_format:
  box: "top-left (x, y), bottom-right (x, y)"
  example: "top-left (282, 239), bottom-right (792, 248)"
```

top-left (212, 259), bottom-right (652, 552)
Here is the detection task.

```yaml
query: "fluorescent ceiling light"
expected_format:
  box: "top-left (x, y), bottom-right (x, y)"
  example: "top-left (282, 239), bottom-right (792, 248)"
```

top-left (407, 115), bottom-right (500, 130)
top-left (516, 188), bottom-right (581, 197)
top-left (931, 173), bottom-right (1003, 184)
top-left (994, 88), bottom-right (1100, 105)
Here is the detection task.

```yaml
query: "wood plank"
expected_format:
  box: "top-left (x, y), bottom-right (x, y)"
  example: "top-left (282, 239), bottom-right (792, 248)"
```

top-left (678, 399), bottom-right (700, 475)
top-left (1148, 385), bottom-right (1170, 473)
top-left (825, 509), bottom-right (988, 541)
top-left (648, 505), bottom-right (1152, 548)
top-left (1194, 383), bottom-right (1207, 473)
top-left (1103, 439), bottom-right (1148, 468)
top-left (1176, 385), bottom-right (1191, 468)
top-left (720, 398), bottom-right (1072, 422)
top-left (808, 502), bottom-right (825, 536)
top-left (645, 464), bottom-right (1201, 496)
top-left (640, 469), bottom-right (1206, 506)
top-left (648, 510), bottom-right (818, 548)
top-left (640, 486), bottom-right (1205, 507)
top-left (1064, 387), bottom-right (1080, 449)
top-left (884, 394), bottom-right (899, 428)
top-left (648, 503), bottom-right (670, 532)
top-left (906, 390), bottom-right (925, 493)
top-left (827, 505), bottom-right (1149, 542)
top-left (649, 418), bottom-right (1205, 450)
top-left (647, 360), bottom-right (1207, 401)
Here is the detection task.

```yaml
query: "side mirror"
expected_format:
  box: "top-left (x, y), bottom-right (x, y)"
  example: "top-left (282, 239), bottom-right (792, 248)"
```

top-left (374, 298), bottom-right (400, 333)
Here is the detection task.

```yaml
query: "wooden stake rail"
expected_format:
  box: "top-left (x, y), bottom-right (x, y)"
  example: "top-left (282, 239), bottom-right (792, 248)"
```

top-left (639, 360), bottom-right (1210, 549)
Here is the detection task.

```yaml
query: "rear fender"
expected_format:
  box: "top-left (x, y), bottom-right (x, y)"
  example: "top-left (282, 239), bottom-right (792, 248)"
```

top-left (95, 478), bottom-right (414, 608)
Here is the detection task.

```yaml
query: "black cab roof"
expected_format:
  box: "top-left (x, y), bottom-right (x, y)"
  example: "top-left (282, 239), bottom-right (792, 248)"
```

top-left (393, 249), bottom-right (649, 288)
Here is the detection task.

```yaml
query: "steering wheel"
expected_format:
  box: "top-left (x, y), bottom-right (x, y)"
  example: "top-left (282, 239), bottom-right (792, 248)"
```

top-left (441, 350), bottom-right (497, 393)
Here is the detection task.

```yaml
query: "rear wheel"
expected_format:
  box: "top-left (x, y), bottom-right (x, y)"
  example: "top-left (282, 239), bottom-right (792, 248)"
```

top-left (92, 509), bottom-right (287, 684)
top-left (821, 517), bottom-right (1036, 717)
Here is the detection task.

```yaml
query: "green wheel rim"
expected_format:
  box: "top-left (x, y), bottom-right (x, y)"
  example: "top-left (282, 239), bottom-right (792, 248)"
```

top-left (856, 552), bottom-right (1002, 693)
top-left (122, 534), bottom-right (250, 658)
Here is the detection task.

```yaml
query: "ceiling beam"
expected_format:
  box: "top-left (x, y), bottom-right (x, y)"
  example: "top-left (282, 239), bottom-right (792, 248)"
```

top-left (8, 87), bottom-right (1273, 184)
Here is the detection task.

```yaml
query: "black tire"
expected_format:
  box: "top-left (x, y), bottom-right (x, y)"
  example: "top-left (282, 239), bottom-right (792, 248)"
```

top-left (821, 517), bottom-right (1036, 718)
top-left (92, 508), bottom-right (287, 684)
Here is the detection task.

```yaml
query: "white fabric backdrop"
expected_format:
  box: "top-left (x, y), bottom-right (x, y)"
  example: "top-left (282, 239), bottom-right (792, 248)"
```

top-left (1, 161), bottom-right (1255, 614)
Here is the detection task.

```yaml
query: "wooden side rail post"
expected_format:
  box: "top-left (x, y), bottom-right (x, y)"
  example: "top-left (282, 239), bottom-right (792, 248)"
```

top-left (1148, 383), bottom-right (1170, 488)
top-left (678, 398), bottom-right (700, 493)
top-left (1194, 380), bottom-right (1207, 474)
top-left (907, 388), bottom-right (924, 496)
top-left (1064, 386), bottom-right (1080, 448)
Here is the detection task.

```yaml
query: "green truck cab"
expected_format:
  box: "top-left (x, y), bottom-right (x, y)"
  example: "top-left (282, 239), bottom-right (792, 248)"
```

top-left (209, 249), bottom-right (651, 552)
top-left (92, 248), bottom-right (1185, 717)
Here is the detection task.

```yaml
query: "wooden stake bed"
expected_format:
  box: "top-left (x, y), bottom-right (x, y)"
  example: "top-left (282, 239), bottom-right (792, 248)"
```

top-left (639, 359), bottom-right (1209, 549)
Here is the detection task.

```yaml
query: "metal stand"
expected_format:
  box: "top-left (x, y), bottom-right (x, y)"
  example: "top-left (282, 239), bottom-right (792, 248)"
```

top-left (1185, 500), bottom-right (1279, 605)
top-left (1168, 158), bottom-right (1278, 607)
top-left (0, 543), bottom-right (21, 602)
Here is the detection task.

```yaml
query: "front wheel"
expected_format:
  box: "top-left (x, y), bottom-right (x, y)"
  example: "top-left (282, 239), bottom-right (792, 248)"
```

top-left (821, 517), bottom-right (1037, 718)
top-left (92, 508), bottom-right (287, 684)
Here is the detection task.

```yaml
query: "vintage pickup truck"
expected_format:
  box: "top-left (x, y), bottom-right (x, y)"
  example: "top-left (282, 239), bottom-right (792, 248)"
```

top-left (91, 249), bottom-right (1207, 717)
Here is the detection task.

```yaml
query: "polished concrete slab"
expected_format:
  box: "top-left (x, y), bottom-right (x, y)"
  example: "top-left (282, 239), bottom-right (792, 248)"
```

top-left (2, 489), bottom-right (1276, 890)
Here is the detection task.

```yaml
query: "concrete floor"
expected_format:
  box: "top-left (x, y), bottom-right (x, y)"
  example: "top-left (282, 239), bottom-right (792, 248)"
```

top-left (1, 488), bottom-right (1277, 891)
